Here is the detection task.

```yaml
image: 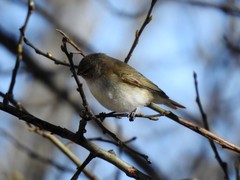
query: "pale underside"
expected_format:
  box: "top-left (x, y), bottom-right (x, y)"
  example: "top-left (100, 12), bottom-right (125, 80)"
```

top-left (85, 74), bottom-right (168, 112)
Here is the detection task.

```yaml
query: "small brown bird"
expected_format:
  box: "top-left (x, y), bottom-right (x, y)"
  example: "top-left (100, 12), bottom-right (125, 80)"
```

top-left (77, 53), bottom-right (185, 114)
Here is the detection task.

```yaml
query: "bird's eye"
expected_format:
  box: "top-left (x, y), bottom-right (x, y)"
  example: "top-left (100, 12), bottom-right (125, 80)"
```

top-left (82, 71), bottom-right (88, 76)
top-left (82, 68), bottom-right (91, 76)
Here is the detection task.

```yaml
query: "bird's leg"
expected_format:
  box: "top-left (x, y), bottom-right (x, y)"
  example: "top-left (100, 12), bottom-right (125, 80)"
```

top-left (129, 109), bottom-right (137, 121)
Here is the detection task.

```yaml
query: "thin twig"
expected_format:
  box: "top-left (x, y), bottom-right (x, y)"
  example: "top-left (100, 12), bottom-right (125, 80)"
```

top-left (23, 37), bottom-right (73, 67)
top-left (32, 129), bottom-right (97, 180)
top-left (0, 128), bottom-right (74, 173)
top-left (59, 34), bottom-right (91, 138)
top-left (193, 72), bottom-right (229, 180)
top-left (0, 92), bottom-right (27, 112)
top-left (71, 153), bottom-right (96, 180)
top-left (88, 137), bottom-right (137, 146)
top-left (96, 112), bottom-right (161, 121)
top-left (147, 103), bottom-right (240, 153)
top-left (124, 0), bottom-right (157, 63)
top-left (58, 31), bottom-right (89, 112)
top-left (3, 0), bottom-right (35, 104)
top-left (56, 29), bottom-right (85, 57)
top-left (0, 91), bottom-right (32, 127)
top-left (92, 116), bottom-right (151, 163)
top-left (17, 0), bottom-right (94, 53)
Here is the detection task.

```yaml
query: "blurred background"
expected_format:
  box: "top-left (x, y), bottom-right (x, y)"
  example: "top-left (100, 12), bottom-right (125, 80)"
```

top-left (0, 0), bottom-right (240, 179)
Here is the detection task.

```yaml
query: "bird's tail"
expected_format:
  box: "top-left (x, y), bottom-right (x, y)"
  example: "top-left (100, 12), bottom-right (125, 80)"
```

top-left (164, 98), bottom-right (185, 109)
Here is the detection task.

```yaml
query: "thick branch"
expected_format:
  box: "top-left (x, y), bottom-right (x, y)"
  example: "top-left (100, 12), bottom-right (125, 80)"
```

top-left (0, 102), bottom-right (151, 180)
top-left (148, 103), bottom-right (240, 153)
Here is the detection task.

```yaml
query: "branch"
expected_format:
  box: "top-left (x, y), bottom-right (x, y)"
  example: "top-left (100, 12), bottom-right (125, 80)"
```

top-left (97, 112), bottom-right (161, 121)
top-left (58, 32), bottom-right (88, 111)
top-left (193, 72), bottom-right (229, 179)
top-left (91, 116), bottom-right (151, 163)
top-left (88, 137), bottom-right (137, 146)
top-left (3, 0), bottom-right (35, 105)
top-left (0, 102), bottom-right (151, 180)
top-left (0, 92), bottom-right (27, 113)
top-left (32, 129), bottom-right (97, 180)
top-left (0, 128), bottom-right (74, 173)
top-left (71, 153), bottom-right (96, 180)
top-left (147, 103), bottom-right (240, 153)
top-left (23, 37), bottom-right (73, 67)
top-left (58, 31), bottom-right (91, 141)
top-left (56, 29), bottom-right (85, 57)
top-left (124, 0), bottom-right (157, 63)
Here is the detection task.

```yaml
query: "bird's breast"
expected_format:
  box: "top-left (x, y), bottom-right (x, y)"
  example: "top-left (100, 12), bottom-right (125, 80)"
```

top-left (86, 76), bottom-right (153, 112)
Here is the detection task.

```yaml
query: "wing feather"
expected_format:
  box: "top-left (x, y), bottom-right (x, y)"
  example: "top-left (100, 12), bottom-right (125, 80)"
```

top-left (120, 71), bottom-right (169, 99)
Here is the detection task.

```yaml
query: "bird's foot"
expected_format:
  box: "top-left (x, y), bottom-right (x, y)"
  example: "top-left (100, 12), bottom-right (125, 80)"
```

top-left (129, 109), bottom-right (137, 122)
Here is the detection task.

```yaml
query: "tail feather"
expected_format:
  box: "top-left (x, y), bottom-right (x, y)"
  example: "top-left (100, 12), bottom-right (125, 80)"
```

top-left (164, 98), bottom-right (186, 109)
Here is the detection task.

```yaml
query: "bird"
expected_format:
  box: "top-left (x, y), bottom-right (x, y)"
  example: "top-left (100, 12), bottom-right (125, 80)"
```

top-left (77, 53), bottom-right (185, 118)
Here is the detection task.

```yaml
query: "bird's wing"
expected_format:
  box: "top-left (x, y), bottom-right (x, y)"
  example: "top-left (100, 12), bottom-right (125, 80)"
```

top-left (120, 71), bottom-right (186, 109)
top-left (120, 71), bottom-right (169, 99)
